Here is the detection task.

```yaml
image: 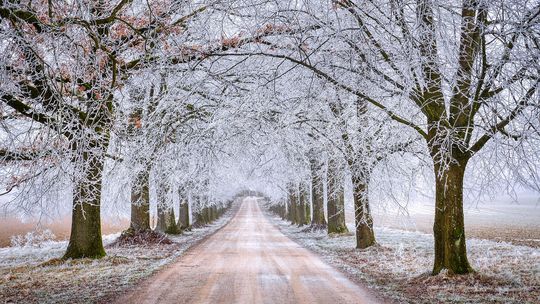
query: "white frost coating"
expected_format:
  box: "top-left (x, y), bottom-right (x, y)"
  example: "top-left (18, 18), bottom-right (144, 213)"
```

top-left (0, 233), bottom-right (121, 268)
top-left (269, 212), bottom-right (540, 303)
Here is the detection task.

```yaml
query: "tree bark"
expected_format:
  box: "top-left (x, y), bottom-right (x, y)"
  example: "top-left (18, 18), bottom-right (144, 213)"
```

top-left (310, 159), bottom-right (326, 228)
top-left (63, 147), bottom-right (106, 259)
top-left (432, 159), bottom-right (473, 274)
top-left (298, 182), bottom-right (310, 226)
top-left (327, 160), bottom-right (348, 234)
top-left (297, 184), bottom-right (306, 226)
top-left (178, 197), bottom-right (190, 230)
top-left (287, 183), bottom-right (298, 224)
top-left (192, 196), bottom-right (208, 227)
top-left (212, 205), bottom-right (218, 222)
top-left (127, 169), bottom-right (151, 232)
top-left (155, 182), bottom-right (180, 234)
top-left (280, 203), bottom-right (287, 220)
top-left (202, 206), bottom-right (210, 224)
top-left (352, 175), bottom-right (375, 249)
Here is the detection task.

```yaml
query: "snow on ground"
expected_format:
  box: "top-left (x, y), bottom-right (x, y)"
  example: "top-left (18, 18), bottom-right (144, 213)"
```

top-left (0, 206), bottom-right (237, 304)
top-left (268, 214), bottom-right (540, 304)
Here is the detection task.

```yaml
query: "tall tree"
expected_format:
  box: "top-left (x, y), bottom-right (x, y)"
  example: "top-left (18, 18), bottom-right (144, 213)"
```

top-left (253, 0), bottom-right (539, 274)
top-left (0, 0), bottom-right (222, 258)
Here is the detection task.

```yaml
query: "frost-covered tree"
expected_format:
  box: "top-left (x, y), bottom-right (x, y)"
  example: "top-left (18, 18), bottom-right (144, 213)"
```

top-left (247, 0), bottom-right (539, 274)
top-left (0, 0), bottom-right (182, 258)
top-left (0, 0), bottom-right (302, 258)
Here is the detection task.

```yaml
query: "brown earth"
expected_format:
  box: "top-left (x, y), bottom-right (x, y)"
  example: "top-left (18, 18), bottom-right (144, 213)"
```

top-left (115, 197), bottom-right (382, 304)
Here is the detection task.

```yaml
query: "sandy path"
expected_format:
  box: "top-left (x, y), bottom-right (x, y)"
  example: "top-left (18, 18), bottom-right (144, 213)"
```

top-left (115, 197), bottom-right (381, 304)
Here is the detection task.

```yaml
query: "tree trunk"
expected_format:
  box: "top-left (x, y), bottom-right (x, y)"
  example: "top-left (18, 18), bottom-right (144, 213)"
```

top-left (286, 200), bottom-right (292, 222)
top-left (63, 148), bottom-right (106, 259)
top-left (305, 192), bottom-right (311, 224)
top-left (155, 206), bottom-right (167, 232)
top-left (432, 160), bottom-right (473, 274)
top-left (297, 184), bottom-right (306, 226)
top-left (203, 206), bottom-right (210, 224)
top-left (155, 183), bottom-right (180, 234)
top-left (128, 169), bottom-right (151, 232)
top-left (212, 206), bottom-right (218, 221)
top-left (327, 160), bottom-right (348, 234)
top-left (298, 182), bottom-right (310, 226)
top-left (164, 207), bottom-right (180, 234)
top-left (287, 184), bottom-right (298, 224)
top-left (178, 197), bottom-right (190, 230)
top-left (194, 212), bottom-right (203, 227)
top-left (352, 175), bottom-right (375, 249)
top-left (191, 196), bottom-right (202, 227)
top-left (194, 209), bottom-right (206, 227)
top-left (280, 203), bottom-right (287, 220)
top-left (310, 159), bottom-right (326, 228)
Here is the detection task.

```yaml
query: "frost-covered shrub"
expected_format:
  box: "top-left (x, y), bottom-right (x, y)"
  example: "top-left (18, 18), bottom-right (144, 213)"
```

top-left (10, 229), bottom-right (56, 248)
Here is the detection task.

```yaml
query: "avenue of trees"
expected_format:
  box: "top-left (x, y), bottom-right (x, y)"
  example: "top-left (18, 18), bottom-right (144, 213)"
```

top-left (1, 0), bottom-right (539, 276)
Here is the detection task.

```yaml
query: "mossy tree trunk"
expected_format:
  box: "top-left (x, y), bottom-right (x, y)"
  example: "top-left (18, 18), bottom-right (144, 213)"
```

top-left (432, 158), bottom-right (472, 274)
top-left (63, 145), bottom-right (106, 259)
top-left (352, 175), bottom-right (375, 249)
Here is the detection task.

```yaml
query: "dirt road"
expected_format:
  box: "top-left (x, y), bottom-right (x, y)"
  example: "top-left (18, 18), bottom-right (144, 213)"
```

top-left (116, 197), bottom-right (380, 304)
